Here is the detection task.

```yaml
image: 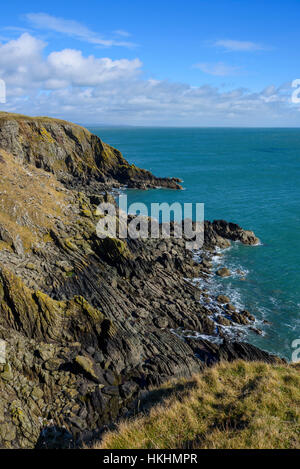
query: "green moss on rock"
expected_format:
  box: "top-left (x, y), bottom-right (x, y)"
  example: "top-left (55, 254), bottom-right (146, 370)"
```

top-left (94, 237), bottom-right (132, 264)
top-left (0, 266), bottom-right (110, 344)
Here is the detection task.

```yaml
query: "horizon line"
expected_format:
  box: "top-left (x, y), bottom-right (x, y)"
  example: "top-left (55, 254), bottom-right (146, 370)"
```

top-left (84, 124), bottom-right (300, 129)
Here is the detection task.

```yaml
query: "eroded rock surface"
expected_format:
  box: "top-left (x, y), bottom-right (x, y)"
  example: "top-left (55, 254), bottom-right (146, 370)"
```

top-left (0, 112), bottom-right (182, 190)
top-left (0, 113), bottom-right (277, 449)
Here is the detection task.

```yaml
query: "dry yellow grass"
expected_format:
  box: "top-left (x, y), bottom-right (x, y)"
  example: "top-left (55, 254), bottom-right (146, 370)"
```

top-left (0, 149), bottom-right (71, 250)
top-left (97, 361), bottom-right (300, 449)
top-left (0, 111), bottom-right (83, 128)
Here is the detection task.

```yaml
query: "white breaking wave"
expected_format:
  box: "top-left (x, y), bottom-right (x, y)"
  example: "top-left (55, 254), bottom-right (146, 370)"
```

top-left (183, 244), bottom-right (268, 344)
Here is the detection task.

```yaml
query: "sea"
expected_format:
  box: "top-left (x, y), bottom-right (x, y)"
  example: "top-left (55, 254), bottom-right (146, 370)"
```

top-left (89, 127), bottom-right (300, 361)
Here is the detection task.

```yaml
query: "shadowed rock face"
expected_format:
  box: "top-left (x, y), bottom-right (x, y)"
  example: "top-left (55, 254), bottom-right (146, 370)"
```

top-left (204, 220), bottom-right (260, 247)
top-left (0, 113), bottom-right (276, 449)
top-left (210, 220), bottom-right (260, 245)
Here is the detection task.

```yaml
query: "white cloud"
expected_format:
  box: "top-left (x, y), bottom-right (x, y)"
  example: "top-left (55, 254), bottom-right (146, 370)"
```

top-left (25, 13), bottom-right (136, 47)
top-left (0, 33), bottom-right (141, 92)
top-left (0, 32), bottom-right (45, 63)
top-left (47, 49), bottom-right (142, 87)
top-left (214, 39), bottom-right (265, 52)
top-left (0, 33), bottom-right (297, 126)
top-left (113, 30), bottom-right (131, 38)
top-left (0, 33), bottom-right (47, 89)
top-left (194, 62), bottom-right (240, 76)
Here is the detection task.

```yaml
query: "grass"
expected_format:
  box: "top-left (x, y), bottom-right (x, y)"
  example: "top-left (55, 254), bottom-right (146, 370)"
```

top-left (0, 111), bottom-right (85, 128)
top-left (0, 149), bottom-right (69, 250)
top-left (96, 361), bottom-right (300, 449)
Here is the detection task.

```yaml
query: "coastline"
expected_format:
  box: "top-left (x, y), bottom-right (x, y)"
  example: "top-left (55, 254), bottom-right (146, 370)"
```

top-left (0, 113), bottom-right (284, 448)
top-left (100, 125), bottom-right (299, 363)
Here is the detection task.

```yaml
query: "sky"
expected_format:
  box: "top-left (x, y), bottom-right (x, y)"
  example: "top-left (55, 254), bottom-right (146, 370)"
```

top-left (0, 0), bottom-right (300, 126)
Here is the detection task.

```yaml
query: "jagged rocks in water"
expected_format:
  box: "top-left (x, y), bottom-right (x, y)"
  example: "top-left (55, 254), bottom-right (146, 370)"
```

top-left (216, 267), bottom-right (231, 277)
top-left (217, 295), bottom-right (231, 304)
top-left (209, 220), bottom-right (260, 246)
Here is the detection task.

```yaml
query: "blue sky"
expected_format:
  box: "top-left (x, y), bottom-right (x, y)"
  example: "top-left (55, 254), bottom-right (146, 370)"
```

top-left (0, 0), bottom-right (300, 125)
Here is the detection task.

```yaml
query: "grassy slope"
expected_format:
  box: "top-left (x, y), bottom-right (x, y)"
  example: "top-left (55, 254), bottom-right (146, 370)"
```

top-left (0, 111), bottom-right (80, 127)
top-left (0, 148), bottom-right (70, 251)
top-left (98, 361), bottom-right (300, 449)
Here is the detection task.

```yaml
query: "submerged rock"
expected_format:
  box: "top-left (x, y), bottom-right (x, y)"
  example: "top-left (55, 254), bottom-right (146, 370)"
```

top-left (249, 327), bottom-right (264, 335)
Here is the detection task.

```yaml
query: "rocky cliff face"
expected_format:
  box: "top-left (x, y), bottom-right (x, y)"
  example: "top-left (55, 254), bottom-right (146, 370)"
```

top-left (0, 112), bottom-right (182, 189)
top-left (0, 113), bottom-right (277, 449)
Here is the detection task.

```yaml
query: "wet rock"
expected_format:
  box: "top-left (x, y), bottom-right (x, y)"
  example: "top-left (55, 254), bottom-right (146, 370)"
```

top-left (229, 312), bottom-right (250, 325)
top-left (241, 310), bottom-right (255, 322)
top-left (216, 267), bottom-right (231, 277)
top-left (200, 259), bottom-right (212, 269)
top-left (236, 269), bottom-right (246, 276)
top-left (217, 295), bottom-right (231, 304)
top-left (262, 319), bottom-right (272, 325)
top-left (249, 327), bottom-right (263, 335)
top-left (217, 316), bottom-right (232, 326)
top-left (210, 220), bottom-right (260, 246)
top-left (192, 291), bottom-right (201, 301)
top-left (225, 303), bottom-right (236, 312)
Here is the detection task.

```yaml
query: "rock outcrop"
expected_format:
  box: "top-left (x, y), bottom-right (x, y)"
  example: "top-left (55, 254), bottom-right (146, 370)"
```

top-left (205, 219), bottom-right (260, 246)
top-left (0, 112), bottom-right (182, 190)
top-left (0, 113), bottom-right (276, 449)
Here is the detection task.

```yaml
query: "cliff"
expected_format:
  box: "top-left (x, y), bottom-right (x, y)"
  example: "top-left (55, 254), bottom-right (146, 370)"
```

top-left (0, 113), bottom-right (277, 449)
top-left (0, 112), bottom-right (182, 190)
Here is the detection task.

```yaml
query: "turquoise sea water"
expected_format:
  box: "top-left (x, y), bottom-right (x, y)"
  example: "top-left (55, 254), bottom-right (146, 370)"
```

top-left (89, 127), bottom-right (300, 360)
